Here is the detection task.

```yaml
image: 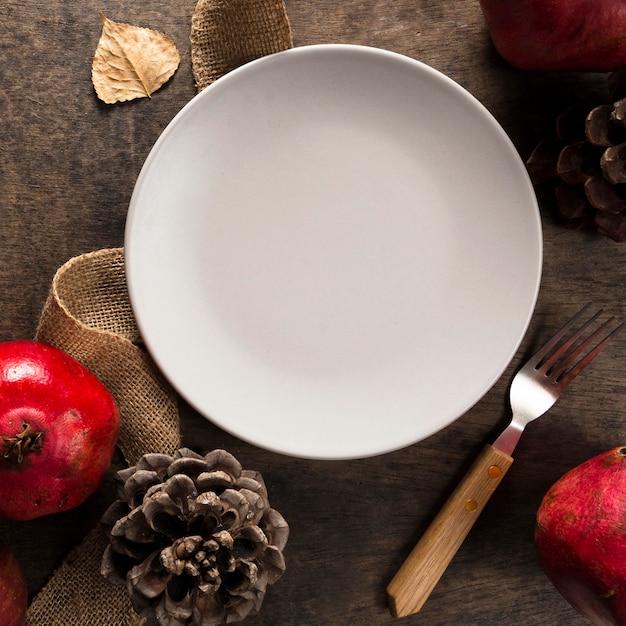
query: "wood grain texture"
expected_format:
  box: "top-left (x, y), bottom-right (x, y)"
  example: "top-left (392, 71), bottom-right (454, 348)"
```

top-left (1, 0), bottom-right (625, 624)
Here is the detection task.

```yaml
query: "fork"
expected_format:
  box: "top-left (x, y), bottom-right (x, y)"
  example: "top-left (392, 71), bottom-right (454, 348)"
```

top-left (386, 303), bottom-right (623, 619)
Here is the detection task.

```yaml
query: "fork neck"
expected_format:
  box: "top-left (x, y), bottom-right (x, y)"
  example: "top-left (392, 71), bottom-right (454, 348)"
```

top-left (492, 420), bottom-right (524, 456)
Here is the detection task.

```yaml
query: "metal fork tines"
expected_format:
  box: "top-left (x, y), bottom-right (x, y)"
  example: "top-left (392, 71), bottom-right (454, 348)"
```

top-left (495, 303), bottom-right (624, 456)
top-left (531, 303), bottom-right (623, 391)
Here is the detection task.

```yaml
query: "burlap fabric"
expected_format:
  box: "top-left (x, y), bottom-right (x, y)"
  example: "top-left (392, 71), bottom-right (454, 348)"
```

top-left (25, 1), bottom-right (293, 621)
top-left (27, 248), bottom-right (180, 626)
top-left (35, 248), bottom-right (181, 466)
top-left (190, 0), bottom-right (292, 90)
top-left (26, 526), bottom-right (143, 626)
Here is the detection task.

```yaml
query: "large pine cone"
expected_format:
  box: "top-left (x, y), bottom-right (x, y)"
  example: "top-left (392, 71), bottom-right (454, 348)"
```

top-left (101, 448), bottom-right (289, 625)
top-left (526, 71), bottom-right (626, 242)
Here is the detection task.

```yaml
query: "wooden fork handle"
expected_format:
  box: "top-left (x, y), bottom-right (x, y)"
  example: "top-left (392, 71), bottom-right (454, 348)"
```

top-left (386, 444), bottom-right (514, 618)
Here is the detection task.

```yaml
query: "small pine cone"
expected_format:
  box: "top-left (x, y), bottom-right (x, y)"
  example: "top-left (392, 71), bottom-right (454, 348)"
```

top-left (526, 71), bottom-right (626, 242)
top-left (101, 448), bottom-right (289, 626)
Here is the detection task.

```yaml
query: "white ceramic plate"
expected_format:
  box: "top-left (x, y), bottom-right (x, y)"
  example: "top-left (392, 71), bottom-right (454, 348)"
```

top-left (126, 44), bottom-right (542, 460)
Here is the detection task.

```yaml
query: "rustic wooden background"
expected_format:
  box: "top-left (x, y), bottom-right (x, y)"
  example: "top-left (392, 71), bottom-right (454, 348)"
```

top-left (1, 0), bottom-right (625, 624)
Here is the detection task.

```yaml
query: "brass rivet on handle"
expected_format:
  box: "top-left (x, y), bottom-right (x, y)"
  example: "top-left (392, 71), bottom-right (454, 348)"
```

top-left (465, 499), bottom-right (478, 512)
top-left (488, 465), bottom-right (501, 479)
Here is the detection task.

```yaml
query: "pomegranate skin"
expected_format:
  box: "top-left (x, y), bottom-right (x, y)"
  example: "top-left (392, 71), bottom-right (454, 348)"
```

top-left (536, 447), bottom-right (626, 626)
top-left (0, 541), bottom-right (27, 626)
top-left (479, 0), bottom-right (626, 72)
top-left (0, 340), bottom-right (120, 520)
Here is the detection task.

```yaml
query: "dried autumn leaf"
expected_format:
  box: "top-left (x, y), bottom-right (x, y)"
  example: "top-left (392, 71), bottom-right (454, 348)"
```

top-left (92, 13), bottom-right (180, 104)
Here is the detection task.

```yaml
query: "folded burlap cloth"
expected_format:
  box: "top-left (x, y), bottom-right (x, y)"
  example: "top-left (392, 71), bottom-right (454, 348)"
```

top-left (191, 0), bottom-right (292, 90)
top-left (25, 2), bottom-right (292, 624)
top-left (28, 248), bottom-right (179, 626)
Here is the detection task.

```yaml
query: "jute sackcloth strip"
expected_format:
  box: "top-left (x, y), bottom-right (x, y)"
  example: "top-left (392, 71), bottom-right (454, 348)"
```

top-left (27, 248), bottom-right (180, 626)
top-left (190, 0), bottom-right (292, 90)
top-left (34, 248), bottom-right (180, 466)
top-left (25, 526), bottom-right (143, 626)
top-left (25, 1), bottom-right (293, 623)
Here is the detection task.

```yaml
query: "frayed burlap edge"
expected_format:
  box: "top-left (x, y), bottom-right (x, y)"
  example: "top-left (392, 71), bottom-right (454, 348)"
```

top-left (191, 0), bottom-right (293, 90)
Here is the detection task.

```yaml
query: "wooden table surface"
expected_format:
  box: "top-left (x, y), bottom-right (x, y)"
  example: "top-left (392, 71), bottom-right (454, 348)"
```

top-left (1, 0), bottom-right (625, 624)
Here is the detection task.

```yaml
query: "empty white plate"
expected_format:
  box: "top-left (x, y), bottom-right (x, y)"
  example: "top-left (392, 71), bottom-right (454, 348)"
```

top-left (125, 44), bottom-right (542, 460)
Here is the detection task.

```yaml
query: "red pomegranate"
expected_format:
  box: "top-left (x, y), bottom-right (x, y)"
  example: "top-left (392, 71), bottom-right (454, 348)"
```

top-left (535, 446), bottom-right (626, 626)
top-left (0, 541), bottom-right (27, 626)
top-left (0, 541), bottom-right (28, 626)
top-left (479, 0), bottom-right (626, 72)
top-left (0, 340), bottom-right (120, 520)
